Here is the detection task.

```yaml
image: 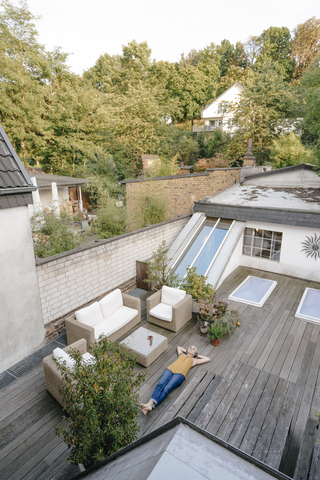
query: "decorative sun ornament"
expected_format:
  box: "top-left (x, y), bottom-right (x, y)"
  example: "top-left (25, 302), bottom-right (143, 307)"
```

top-left (301, 234), bottom-right (320, 261)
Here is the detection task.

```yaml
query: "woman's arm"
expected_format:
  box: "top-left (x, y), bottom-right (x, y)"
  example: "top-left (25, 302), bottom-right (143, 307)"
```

top-left (193, 355), bottom-right (210, 366)
top-left (177, 346), bottom-right (187, 355)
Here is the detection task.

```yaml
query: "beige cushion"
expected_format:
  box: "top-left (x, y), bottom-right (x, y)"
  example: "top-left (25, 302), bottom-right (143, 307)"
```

top-left (161, 286), bottom-right (186, 306)
top-left (149, 303), bottom-right (173, 322)
top-left (75, 302), bottom-right (104, 327)
top-left (99, 289), bottom-right (123, 319)
top-left (94, 306), bottom-right (138, 340)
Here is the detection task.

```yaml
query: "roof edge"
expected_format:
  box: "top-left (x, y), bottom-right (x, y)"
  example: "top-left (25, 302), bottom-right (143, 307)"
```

top-left (0, 124), bottom-right (34, 187)
top-left (202, 81), bottom-right (244, 115)
top-left (244, 163), bottom-right (319, 181)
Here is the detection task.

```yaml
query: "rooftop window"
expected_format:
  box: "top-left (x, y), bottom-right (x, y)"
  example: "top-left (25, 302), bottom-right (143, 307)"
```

top-left (228, 276), bottom-right (277, 307)
top-left (295, 288), bottom-right (320, 324)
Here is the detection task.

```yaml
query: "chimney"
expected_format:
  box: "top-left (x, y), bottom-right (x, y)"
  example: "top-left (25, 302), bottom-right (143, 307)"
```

top-left (243, 138), bottom-right (256, 166)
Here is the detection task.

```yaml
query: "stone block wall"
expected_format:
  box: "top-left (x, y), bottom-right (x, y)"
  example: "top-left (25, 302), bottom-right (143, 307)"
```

top-left (36, 215), bottom-right (190, 341)
top-left (124, 168), bottom-right (240, 229)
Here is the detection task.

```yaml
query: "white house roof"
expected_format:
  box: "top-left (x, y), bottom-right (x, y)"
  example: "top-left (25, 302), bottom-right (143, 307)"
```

top-left (201, 81), bottom-right (244, 117)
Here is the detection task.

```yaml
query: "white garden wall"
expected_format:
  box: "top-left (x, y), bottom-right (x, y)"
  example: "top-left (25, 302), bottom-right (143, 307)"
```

top-left (36, 215), bottom-right (190, 328)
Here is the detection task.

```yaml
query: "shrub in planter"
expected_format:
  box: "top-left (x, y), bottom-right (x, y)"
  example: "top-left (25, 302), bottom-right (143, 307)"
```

top-left (55, 338), bottom-right (146, 468)
top-left (181, 267), bottom-right (215, 302)
top-left (144, 241), bottom-right (181, 290)
top-left (207, 319), bottom-right (228, 343)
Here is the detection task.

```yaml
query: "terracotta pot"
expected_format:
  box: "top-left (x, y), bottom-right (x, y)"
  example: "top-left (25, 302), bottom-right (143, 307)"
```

top-left (211, 339), bottom-right (220, 346)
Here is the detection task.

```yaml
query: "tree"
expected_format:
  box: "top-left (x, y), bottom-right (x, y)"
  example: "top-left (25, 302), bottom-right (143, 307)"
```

top-left (216, 65), bottom-right (254, 96)
top-left (270, 132), bottom-right (316, 168)
top-left (217, 39), bottom-right (248, 76)
top-left (0, 0), bottom-right (50, 168)
top-left (255, 26), bottom-right (295, 80)
top-left (291, 17), bottom-right (320, 79)
top-left (56, 338), bottom-right (146, 467)
top-left (301, 58), bottom-right (320, 166)
top-left (230, 64), bottom-right (299, 163)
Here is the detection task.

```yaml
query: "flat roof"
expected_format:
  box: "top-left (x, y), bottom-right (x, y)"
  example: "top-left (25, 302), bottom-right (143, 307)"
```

top-left (205, 184), bottom-right (320, 212)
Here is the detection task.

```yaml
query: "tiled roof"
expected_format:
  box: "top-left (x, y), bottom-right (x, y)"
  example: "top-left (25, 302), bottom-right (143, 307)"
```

top-left (0, 125), bottom-right (36, 209)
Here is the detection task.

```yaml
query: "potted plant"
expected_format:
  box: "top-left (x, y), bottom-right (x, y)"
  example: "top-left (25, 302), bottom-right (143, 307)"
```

top-left (181, 267), bottom-right (215, 312)
top-left (197, 295), bottom-right (215, 335)
top-left (207, 319), bottom-right (228, 346)
top-left (55, 337), bottom-right (146, 469)
top-left (144, 241), bottom-right (181, 290)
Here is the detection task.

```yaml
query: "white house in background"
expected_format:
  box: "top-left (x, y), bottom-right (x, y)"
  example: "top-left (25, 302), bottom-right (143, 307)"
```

top-left (195, 82), bottom-right (244, 134)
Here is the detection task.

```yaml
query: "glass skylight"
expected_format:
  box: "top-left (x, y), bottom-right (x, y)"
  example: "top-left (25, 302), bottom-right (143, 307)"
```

top-left (295, 288), bottom-right (320, 324)
top-left (228, 276), bottom-right (277, 307)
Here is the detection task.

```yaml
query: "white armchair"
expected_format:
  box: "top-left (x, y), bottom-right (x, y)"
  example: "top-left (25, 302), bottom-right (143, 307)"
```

top-left (147, 285), bottom-right (192, 332)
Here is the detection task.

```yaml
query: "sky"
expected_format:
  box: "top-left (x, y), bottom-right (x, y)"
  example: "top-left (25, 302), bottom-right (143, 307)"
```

top-left (10, 0), bottom-right (320, 75)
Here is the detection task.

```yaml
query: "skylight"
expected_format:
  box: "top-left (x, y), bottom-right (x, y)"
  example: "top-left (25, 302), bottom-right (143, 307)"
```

top-left (295, 288), bottom-right (320, 324)
top-left (228, 276), bottom-right (277, 307)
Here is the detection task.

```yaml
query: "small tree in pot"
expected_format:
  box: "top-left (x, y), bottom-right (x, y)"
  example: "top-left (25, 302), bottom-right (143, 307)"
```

top-left (55, 338), bottom-right (146, 468)
top-left (144, 241), bottom-right (181, 290)
top-left (207, 320), bottom-right (228, 346)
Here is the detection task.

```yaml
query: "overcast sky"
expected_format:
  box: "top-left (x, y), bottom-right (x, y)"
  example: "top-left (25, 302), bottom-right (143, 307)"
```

top-left (10, 0), bottom-right (320, 75)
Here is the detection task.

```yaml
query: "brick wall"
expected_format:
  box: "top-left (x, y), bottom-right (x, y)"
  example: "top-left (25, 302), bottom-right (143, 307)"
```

top-left (124, 168), bottom-right (240, 229)
top-left (36, 215), bottom-right (190, 339)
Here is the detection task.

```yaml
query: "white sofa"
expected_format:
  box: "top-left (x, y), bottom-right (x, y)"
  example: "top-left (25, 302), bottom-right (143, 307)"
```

top-left (65, 289), bottom-right (141, 346)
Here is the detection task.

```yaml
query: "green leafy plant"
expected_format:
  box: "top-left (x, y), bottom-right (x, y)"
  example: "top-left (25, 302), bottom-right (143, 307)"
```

top-left (92, 198), bottom-right (126, 239)
top-left (223, 310), bottom-right (238, 335)
top-left (207, 319), bottom-right (228, 341)
top-left (31, 211), bottom-right (84, 258)
top-left (181, 267), bottom-right (215, 302)
top-left (145, 240), bottom-right (181, 289)
top-left (55, 338), bottom-right (146, 467)
top-left (212, 300), bottom-right (228, 320)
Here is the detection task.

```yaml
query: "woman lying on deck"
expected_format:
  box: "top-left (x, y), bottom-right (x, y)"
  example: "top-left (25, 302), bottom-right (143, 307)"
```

top-left (141, 345), bottom-right (210, 415)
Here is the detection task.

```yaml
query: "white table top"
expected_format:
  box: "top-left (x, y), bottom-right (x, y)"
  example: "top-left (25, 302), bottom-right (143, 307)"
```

top-left (121, 327), bottom-right (167, 356)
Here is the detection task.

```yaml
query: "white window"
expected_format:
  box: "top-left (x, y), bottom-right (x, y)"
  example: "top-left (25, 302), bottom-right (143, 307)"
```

top-left (295, 288), bottom-right (320, 324)
top-left (228, 276), bottom-right (277, 307)
top-left (218, 101), bottom-right (228, 114)
top-left (243, 228), bottom-right (282, 262)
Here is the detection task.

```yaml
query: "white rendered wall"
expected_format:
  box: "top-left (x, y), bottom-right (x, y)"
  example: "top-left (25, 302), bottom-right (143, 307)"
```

top-left (0, 206), bottom-right (44, 372)
top-left (239, 221), bottom-right (320, 282)
top-left (39, 187), bottom-right (69, 209)
top-left (36, 216), bottom-right (190, 325)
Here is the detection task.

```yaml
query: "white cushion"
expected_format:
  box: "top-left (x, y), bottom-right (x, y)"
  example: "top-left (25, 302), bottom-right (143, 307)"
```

top-left (149, 303), bottom-right (173, 322)
top-left (161, 286), bottom-right (186, 306)
top-left (75, 302), bottom-right (104, 327)
top-left (94, 306), bottom-right (138, 340)
top-left (99, 289), bottom-right (123, 319)
top-left (81, 352), bottom-right (96, 365)
top-left (53, 347), bottom-right (76, 372)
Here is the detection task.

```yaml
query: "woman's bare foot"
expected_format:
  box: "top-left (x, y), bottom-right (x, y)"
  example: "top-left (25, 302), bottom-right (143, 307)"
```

top-left (141, 400), bottom-right (153, 415)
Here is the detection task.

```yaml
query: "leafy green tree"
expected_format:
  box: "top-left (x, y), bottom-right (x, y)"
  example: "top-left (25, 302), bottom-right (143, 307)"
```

top-left (56, 338), bottom-right (146, 467)
top-left (0, 0), bottom-right (50, 168)
top-left (230, 64), bottom-right (299, 163)
top-left (301, 58), bottom-right (320, 165)
top-left (216, 65), bottom-right (254, 97)
top-left (92, 198), bottom-right (126, 239)
top-left (270, 132), bottom-right (316, 168)
top-left (291, 17), bottom-right (320, 79)
top-left (217, 39), bottom-right (248, 76)
top-left (157, 125), bottom-right (199, 164)
top-left (205, 129), bottom-right (232, 158)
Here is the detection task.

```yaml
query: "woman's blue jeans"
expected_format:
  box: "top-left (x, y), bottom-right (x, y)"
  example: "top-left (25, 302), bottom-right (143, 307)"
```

top-left (150, 368), bottom-right (185, 407)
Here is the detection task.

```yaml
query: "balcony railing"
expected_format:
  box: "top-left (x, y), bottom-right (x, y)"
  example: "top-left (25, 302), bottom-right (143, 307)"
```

top-left (192, 125), bottom-right (215, 132)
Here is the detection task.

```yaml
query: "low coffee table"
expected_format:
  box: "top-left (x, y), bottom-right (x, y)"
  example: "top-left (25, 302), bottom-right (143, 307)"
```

top-left (121, 327), bottom-right (167, 367)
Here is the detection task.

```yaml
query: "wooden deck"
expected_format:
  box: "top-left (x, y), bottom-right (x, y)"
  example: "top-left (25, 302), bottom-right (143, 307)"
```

top-left (1, 266), bottom-right (320, 479)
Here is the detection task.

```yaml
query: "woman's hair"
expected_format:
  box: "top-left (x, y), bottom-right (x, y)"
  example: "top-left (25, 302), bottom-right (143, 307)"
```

top-left (187, 346), bottom-right (198, 358)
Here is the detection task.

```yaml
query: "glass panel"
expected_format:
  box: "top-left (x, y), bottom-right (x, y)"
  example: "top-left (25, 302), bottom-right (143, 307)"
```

top-left (231, 277), bottom-right (276, 304)
top-left (274, 232), bottom-right (283, 241)
top-left (274, 241), bottom-right (282, 251)
top-left (299, 289), bottom-right (320, 320)
top-left (253, 237), bottom-right (262, 248)
top-left (271, 250), bottom-right (281, 262)
top-left (261, 249), bottom-right (271, 259)
top-left (263, 230), bottom-right (273, 240)
top-left (252, 247), bottom-right (261, 257)
top-left (243, 235), bottom-right (252, 246)
top-left (243, 246), bottom-right (251, 256)
top-left (244, 228), bottom-right (253, 235)
top-left (174, 225), bottom-right (213, 278)
top-left (194, 227), bottom-right (228, 275)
